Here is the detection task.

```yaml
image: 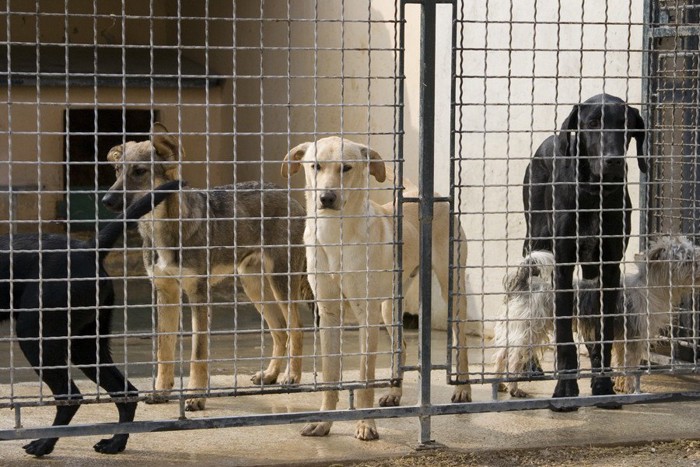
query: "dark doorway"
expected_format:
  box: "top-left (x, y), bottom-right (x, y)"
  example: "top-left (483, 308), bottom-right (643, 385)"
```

top-left (62, 109), bottom-right (158, 230)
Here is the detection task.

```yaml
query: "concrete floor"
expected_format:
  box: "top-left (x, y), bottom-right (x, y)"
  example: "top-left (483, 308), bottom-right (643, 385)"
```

top-left (1, 271), bottom-right (699, 465)
top-left (1, 325), bottom-right (699, 466)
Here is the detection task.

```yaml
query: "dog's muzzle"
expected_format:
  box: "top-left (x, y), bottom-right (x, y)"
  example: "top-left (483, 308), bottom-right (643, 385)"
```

top-left (102, 192), bottom-right (124, 212)
top-left (602, 156), bottom-right (626, 179)
top-left (319, 191), bottom-right (339, 210)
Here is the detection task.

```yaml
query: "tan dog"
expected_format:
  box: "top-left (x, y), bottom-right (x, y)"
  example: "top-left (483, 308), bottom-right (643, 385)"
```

top-left (102, 125), bottom-right (309, 411)
top-left (283, 136), bottom-right (471, 441)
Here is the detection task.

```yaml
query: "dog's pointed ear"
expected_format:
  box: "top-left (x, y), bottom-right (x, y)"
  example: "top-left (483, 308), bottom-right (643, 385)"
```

top-left (556, 105), bottom-right (579, 159)
top-left (360, 145), bottom-right (386, 182)
top-left (627, 106), bottom-right (648, 173)
top-left (151, 123), bottom-right (181, 162)
top-left (282, 142), bottom-right (311, 178)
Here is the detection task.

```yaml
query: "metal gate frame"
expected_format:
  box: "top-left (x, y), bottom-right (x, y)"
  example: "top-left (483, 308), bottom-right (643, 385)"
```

top-left (1, 0), bottom-right (700, 450)
top-left (642, 0), bottom-right (700, 363)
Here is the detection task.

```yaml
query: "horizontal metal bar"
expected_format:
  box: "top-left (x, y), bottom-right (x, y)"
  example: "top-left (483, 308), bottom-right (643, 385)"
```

top-left (402, 196), bottom-right (450, 203)
top-left (403, 0), bottom-right (455, 4)
top-left (1, 391), bottom-right (698, 442)
top-left (648, 25), bottom-right (700, 38)
top-left (0, 380), bottom-right (400, 410)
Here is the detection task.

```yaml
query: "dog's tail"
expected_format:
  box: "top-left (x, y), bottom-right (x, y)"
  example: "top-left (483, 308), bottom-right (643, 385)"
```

top-left (384, 171), bottom-right (419, 197)
top-left (299, 265), bottom-right (319, 326)
top-left (94, 180), bottom-right (182, 262)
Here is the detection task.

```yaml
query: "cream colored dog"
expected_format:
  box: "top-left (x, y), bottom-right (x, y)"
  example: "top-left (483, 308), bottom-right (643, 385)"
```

top-left (283, 136), bottom-right (471, 441)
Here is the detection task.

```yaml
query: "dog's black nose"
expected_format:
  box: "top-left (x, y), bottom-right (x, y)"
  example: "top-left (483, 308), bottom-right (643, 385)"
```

top-left (101, 193), bottom-right (122, 211)
top-left (319, 191), bottom-right (337, 209)
top-left (604, 157), bottom-right (624, 167)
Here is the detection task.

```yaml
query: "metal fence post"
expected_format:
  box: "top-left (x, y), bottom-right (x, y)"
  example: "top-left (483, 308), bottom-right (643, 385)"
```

top-left (418, 0), bottom-right (437, 448)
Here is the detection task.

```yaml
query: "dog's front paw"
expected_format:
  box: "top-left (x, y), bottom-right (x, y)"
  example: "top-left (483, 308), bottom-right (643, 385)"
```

top-left (23, 438), bottom-right (58, 457)
top-left (185, 397), bottom-right (206, 411)
top-left (144, 392), bottom-right (170, 404)
top-left (591, 376), bottom-right (615, 395)
top-left (550, 379), bottom-right (579, 412)
top-left (524, 357), bottom-right (544, 377)
top-left (251, 371), bottom-right (278, 386)
top-left (497, 382), bottom-right (508, 393)
top-left (614, 375), bottom-right (634, 394)
top-left (379, 388), bottom-right (402, 407)
top-left (93, 434), bottom-right (129, 454)
top-left (591, 377), bottom-right (621, 410)
top-left (301, 422), bottom-right (332, 437)
top-left (451, 385), bottom-right (472, 403)
top-left (355, 420), bottom-right (379, 441)
top-left (510, 387), bottom-right (528, 398)
top-left (280, 372), bottom-right (301, 386)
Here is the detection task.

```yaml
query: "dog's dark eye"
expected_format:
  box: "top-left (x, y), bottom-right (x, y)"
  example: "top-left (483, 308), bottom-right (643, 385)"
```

top-left (588, 120), bottom-right (601, 129)
top-left (342, 165), bottom-right (352, 173)
top-left (133, 167), bottom-right (149, 177)
top-left (313, 163), bottom-right (321, 171)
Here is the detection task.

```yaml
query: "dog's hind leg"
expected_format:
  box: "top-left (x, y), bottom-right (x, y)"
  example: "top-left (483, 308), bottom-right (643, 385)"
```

top-left (268, 286), bottom-right (303, 385)
top-left (493, 347), bottom-right (509, 393)
top-left (507, 345), bottom-right (528, 398)
top-left (17, 322), bottom-right (81, 457)
top-left (181, 278), bottom-right (210, 411)
top-left (436, 261), bottom-right (472, 403)
top-left (148, 276), bottom-right (181, 404)
top-left (614, 339), bottom-right (638, 394)
top-left (450, 287), bottom-right (472, 402)
top-left (240, 270), bottom-right (287, 386)
top-left (265, 253), bottom-right (304, 385)
top-left (378, 298), bottom-right (404, 407)
top-left (70, 327), bottom-right (138, 453)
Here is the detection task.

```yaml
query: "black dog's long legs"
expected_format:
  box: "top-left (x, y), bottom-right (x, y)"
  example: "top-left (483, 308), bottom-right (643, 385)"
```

top-left (17, 333), bottom-right (82, 457)
top-left (71, 327), bottom-right (138, 454)
top-left (551, 257), bottom-right (580, 411)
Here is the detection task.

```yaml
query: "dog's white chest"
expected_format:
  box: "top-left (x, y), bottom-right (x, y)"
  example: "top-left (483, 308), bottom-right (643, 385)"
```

top-left (305, 216), bottom-right (393, 302)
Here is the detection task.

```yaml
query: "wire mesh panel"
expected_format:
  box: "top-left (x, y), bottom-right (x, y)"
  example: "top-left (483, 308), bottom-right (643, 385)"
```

top-left (1, 0), bottom-right (700, 456)
top-left (644, 1), bottom-right (700, 365)
top-left (452, 0), bottom-right (699, 405)
top-left (0, 0), bottom-right (407, 450)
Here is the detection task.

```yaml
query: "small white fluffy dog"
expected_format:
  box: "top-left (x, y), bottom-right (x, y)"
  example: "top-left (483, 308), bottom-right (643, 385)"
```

top-left (493, 251), bottom-right (555, 397)
top-left (494, 236), bottom-right (700, 397)
top-left (283, 136), bottom-right (471, 441)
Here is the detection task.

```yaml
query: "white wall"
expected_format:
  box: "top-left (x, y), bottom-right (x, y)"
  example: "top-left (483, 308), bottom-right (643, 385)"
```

top-left (447, 0), bottom-right (645, 335)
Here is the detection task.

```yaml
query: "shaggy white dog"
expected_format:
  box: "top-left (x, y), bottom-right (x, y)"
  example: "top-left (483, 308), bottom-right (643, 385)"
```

top-left (494, 236), bottom-right (700, 397)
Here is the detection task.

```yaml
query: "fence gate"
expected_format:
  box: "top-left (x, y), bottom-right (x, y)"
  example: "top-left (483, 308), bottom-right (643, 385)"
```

top-left (643, 0), bottom-right (700, 363)
top-left (0, 0), bottom-right (699, 456)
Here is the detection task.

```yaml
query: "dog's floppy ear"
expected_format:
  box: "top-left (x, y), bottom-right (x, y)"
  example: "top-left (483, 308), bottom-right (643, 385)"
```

top-left (556, 105), bottom-right (579, 158)
top-left (360, 145), bottom-right (386, 183)
top-left (627, 106), bottom-right (648, 173)
top-left (282, 142), bottom-right (311, 178)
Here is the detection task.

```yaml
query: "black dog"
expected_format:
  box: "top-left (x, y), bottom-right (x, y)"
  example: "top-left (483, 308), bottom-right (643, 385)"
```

top-left (522, 94), bottom-right (647, 409)
top-left (0, 180), bottom-right (180, 456)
